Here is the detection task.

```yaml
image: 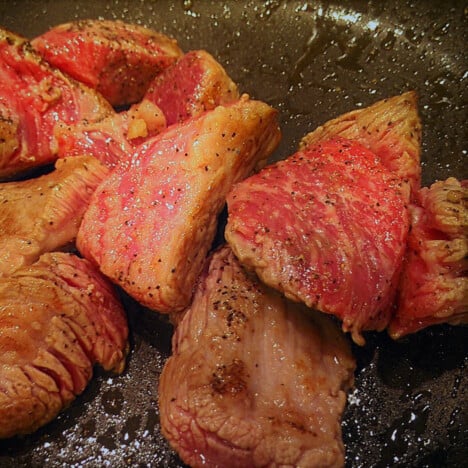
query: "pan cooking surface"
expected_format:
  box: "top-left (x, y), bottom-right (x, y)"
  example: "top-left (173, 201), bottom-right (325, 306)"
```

top-left (0, 1), bottom-right (466, 466)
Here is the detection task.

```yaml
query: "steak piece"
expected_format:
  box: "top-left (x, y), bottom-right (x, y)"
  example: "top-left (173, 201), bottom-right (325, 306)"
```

top-left (226, 137), bottom-right (409, 345)
top-left (77, 96), bottom-right (281, 313)
top-left (0, 156), bottom-right (108, 276)
top-left (32, 19), bottom-right (183, 107)
top-left (0, 252), bottom-right (128, 439)
top-left (55, 99), bottom-right (167, 167)
top-left (54, 109), bottom-right (134, 167)
top-left (300, 92), bottom-right (422, 202)
top-left (55, 49), bottom-right (238, 166)
top-left (389, 177), bottom-right (468, 338)
top-left (0, 28), bottom-right (113, 179)
top-left (144, 49), bottom-right (239, 126)
top-left (159, 246), bottom-right (355, 468)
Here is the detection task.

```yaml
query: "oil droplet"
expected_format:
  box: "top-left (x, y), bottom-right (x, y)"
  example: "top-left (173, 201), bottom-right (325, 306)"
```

top-left (256, 0), bottom-right (283, 20)
top-left (379, 403), bottom-right (431, 466)
top-left (451, 374), bottom-right (461, 398)
top-left (101, 388), bottom-right (124, 415)
top-left (381, 31), bottom-right (396, 50)
top-left (448, 406), bottom-right (461, 427)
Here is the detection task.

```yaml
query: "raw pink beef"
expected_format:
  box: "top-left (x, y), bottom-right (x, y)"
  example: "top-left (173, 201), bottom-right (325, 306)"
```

top-left (226, 137), bottom-right (409, 344)
top-left (0, 27), bottom-right (113, 178)
top-left (77, 96), bottom-right (281, 313)
top-left (54, 49), bottom-right (239, 167)
top-left (144, 49), bottom-right (239, 126)
top-left (300, 92), bottom-right (422, 202)
top-left (53, 109), bottom-right (135, 167)
top-left (32, 19), bottom-right (183, 107)
top-left (389, 177), bottom-right (468, 338)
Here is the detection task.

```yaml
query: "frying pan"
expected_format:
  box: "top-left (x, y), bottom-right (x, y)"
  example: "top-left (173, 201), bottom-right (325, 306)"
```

top-left (0, 0), bottom-right (466, 466)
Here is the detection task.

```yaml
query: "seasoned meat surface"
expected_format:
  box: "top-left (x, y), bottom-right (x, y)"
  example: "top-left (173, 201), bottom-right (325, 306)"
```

top-left (54, 110), bottom-right (134, 167)
top-left (0, 252), bottom-right (128, 439)
top-left (54, 49), bottom-right (237, 166)
top-left (0, 28), bottom-right (113, 179)
top-left (159, 246), bottom-right (355, 468)
top-left (77, 96), bottom-right (281, 313)
top-left (55, 98), bottom-right (167, 167)
top-left (144, 49), bottom-right (239, 126)
top-left (32, 19), bottom-right (183, 107)
top-left (389, 177), bottom-right (468, 338)
top-left (124, 99), bottom-right (167, 142)
top-left (300, 92), bottom-right (421, 202)
top-left (0, 156), bottom-right (108, 276)
top-left (226, 137), bottom-right (409, 344)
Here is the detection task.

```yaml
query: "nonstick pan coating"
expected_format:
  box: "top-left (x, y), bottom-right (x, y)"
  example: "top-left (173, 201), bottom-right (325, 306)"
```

top-left (0, 1), bottom-right (466, 467)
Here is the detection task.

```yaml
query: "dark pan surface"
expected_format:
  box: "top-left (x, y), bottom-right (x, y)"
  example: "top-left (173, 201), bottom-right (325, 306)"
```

top-left (0, 1), bottom-right (466, 466)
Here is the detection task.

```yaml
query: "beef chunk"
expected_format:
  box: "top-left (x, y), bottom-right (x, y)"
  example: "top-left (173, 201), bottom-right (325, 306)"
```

top-left (32, 19), bottom-right (183, 107)
top-left (389, 177), bottom-right (468, 338)
top-left (226, 137), bottom-right (409, 344)
top-left (0, 28), bottom-right (112, 178)
top-left (159, 246), bottom-right (355, 467)
top-left (144, 49), bottom-right (239, 126)
top-left (77, 96), bottom-right (281, 314)
top-left (0, 156), bottom-right (108, 275)
top-left (300, 91), bottom-right (422, 202)
top-left (0, 252), bottom-right (128, 439)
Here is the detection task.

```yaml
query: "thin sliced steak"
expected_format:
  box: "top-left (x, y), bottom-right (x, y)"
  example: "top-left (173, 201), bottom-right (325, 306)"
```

top-left (226, 137), bottom-right (409, 345)
top-left (0, 28), bottom-right (113, 179)
top-left (0, 156), bottom-right (108, 276)
top-left (159, 246), bottom-right (355, 468)
top-left (0, 252), bottom-right (128, 439)
top-left (144, 49), bottom-right (239, 126)
top-left (389, 177), bottom-right (468, 338)
top-left (300, 92), bottom-right (422, 202)
top-left (77, 96), bottom-right (281, 313)
top-left (32, 19), bottom-right (183, 107)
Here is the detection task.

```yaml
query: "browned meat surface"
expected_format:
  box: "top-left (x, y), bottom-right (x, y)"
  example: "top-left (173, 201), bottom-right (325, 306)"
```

top-left (300, 92), bottom-right (422, 202)
top-left (0, 252), bottom-right (128, 439)
top-left (389, 177), bottom-right (468, 338)
top-left (0, 156), bottom-right (109, 276)
top-left (0, 27), bottom-right (113, 179)
top-left (159, 246), bottom-right (355, 468)
top-left (226, 137), bottom-right (409, 345)
top-left (77, 96), bottom-right (281, 314)
top-left (32, 19), bottom-right (183, 107)
top-left (144, 49), bottom-right (239, 126)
